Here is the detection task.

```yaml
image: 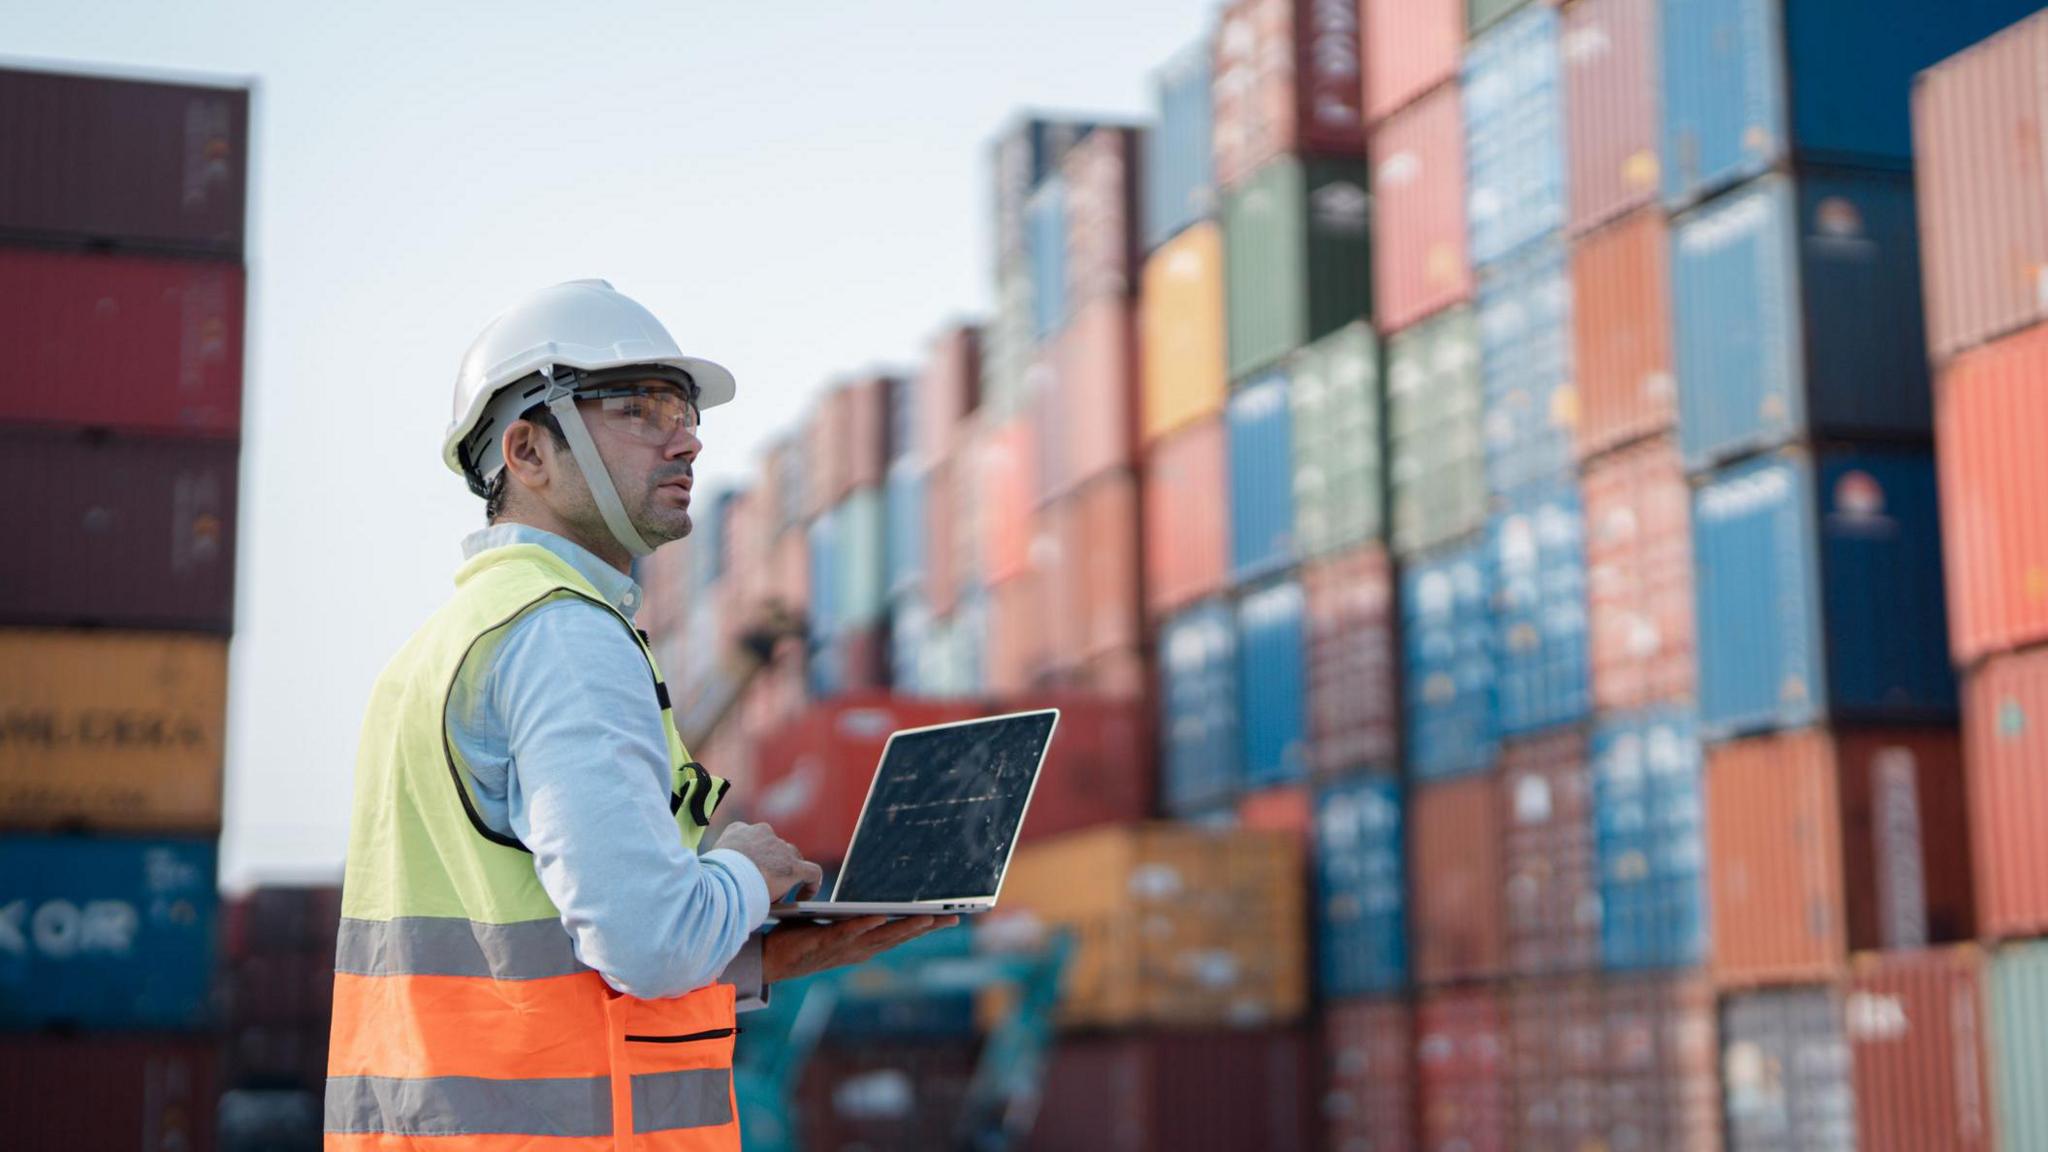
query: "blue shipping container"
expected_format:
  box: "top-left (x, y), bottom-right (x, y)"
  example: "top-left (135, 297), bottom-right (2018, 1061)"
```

top-left (1671, 171), bottom-right (1929, 470)
top-left (1463, 4), bottom-right (1566, 267)
top-left (1228, 371), bottom-right (1297, 583)
top-left (1491, 480), bottom-right (1591, 735)
top-left (1237, 578), bottom-right (1309, 786)
top-left (0, 836), bottom-right (217, 1030)
top-left (1478, 239), bottom-right (1574, 496)
top-left (889, 596), bottom-right (929, 694)
top-left (1160, 600), bottom-right (1244, 814)
top-left (1592, 708), bottom-right (1708, 971)
top-left (885, 462), bottom-right (925, 598)
top-left (1403, 539), bottom-right (1499, 780)
top-left (1145, 38), bottom-right (1215, 251)
top-left (1027, 176), bottom-right (1068, 340)
top-left (1315, 775), bottom-right (1408, 998)
top-left (807, 506), bottom-right (841, 639)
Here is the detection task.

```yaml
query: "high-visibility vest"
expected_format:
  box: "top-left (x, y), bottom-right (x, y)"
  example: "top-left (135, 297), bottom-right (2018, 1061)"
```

top-left (326, 542), bottom-right (740, 1151)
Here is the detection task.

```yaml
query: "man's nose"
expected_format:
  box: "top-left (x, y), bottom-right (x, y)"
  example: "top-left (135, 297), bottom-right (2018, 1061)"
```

top-left (667, 423), bottom-right (701, 460)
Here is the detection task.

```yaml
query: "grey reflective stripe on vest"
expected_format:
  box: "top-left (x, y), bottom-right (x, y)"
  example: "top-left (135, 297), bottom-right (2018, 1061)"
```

top-left (334, 916), bottom-right (585, 981)
top-left (326, 1070), bottom-right (733, 1136)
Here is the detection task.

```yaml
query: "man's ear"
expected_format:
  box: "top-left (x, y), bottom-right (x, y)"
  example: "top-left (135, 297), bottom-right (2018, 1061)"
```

top-left (501, 420), bottom-right (551, 492)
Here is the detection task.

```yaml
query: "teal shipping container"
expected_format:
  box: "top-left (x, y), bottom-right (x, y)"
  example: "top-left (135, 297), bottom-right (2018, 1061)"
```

top-left (1316, 775), bottom-right (1408, 997)
top-left (1388, 307), bottom-right (1485, 555)
top-left (1289, 322), bottom-right (1384, 559)
top-left (1160, 599), bottom-right (1244, 814)
top-left (1238, 577), bottom-right (1309, 786)
top-left (1993, 940), bottom-right (2048, 1151)
top-left (1491, 479), bottom-right (1591, 735)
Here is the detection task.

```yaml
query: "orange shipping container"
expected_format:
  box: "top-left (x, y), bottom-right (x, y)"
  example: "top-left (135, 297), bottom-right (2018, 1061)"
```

top-left (1142, 415), bottom-right (1230, 618)
top-left (1573, 209), bottom-right (1676, 458)
top-left (1361, 0), bottom-right (1461, 123)
top-left (985, 570), bottom-right (1049, 696)
top-left (1237, 783), bottom-right (1313, 860)
top-left (1846, 948), bottom-right (1997, 1152)
top-left (1415, 989), bottom-right (1510, 1152)
top-left (1935, 323), bottom-right (2048, 663)
top-left (1139, 222), bottom-right (1228, 442)
top-left (1963, 647), bottom-right (2048, 940)
top-left (916, 324), bottom-right (981, 466)
top-left (1053, 296), bottom-right (1140, 498)
top-left (977, 417), bottom-right (1038, 583)
top-left (1584, 436), bottom-right (1696, 712)
top-left (1045, 472), bottom-right (1142, 668)
top-left (0, 630), bottom-right (226, 833)
top-left (1370, 85), bottom-right (1472, 335)
top-left (1410, 775), bottom-right (1506, 985)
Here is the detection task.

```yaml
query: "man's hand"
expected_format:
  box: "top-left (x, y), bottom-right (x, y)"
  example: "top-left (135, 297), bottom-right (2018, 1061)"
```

top-left (712, 821), bottom-right (823, 903)
top-left (762, 915), bottom-right (961, 983)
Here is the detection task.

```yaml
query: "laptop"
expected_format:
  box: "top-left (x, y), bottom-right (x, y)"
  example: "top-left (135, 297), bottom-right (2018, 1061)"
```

top-left (765, 708), bottom-right (1059, 921)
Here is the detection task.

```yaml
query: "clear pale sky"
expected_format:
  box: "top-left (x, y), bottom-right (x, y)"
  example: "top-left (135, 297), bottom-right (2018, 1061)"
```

top-left (6, 1), bottom-right (1215, 889)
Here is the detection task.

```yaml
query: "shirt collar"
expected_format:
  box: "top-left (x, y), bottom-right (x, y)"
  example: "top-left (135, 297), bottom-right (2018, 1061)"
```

top-left (462, 523), bottom-right (646, 617)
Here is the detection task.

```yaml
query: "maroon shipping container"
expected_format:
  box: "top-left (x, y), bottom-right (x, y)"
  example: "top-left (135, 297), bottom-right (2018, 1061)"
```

top-left (1846, 948), bottom-right (1997, 1152)
top-left (1325, 997), bottom-right (1416, 1152)
top-left (917, 324), bottom-right (981, 466)
top-left (799, 1041), bottom-right (980, 1152)
top-left (1964, 647), bottom-right (2048, 940)
top-left (1142, 414), bottom-right (1230, 618)
top-left (1370, 85), bottom-right (1473, 335)
top-left (1499, 729), bottom-right (1600, 976)
top-left (844, 376), bottom-right (891, 496)
top-left (227, 951), bottom-right (337, 1028)
top-left (1416, 989), bottom-right (1510, 1152)
top-left (1043, 471), bottom-right (1143, 668)
top-left (1, 427), bottom-right (237, 632)
top-left (1603, 976), bottom-right (1722, 1152)
top-left (1361, 0), bottom-right (1461, 123)
top-left (1063, 126), bottom-right (1141, 310)
top-left (1508, 980), bottom-right (1607, 1151)
top-left (1212, 0), bottom-right (1368, 190)
top-left (1304, 545), bottom-right (1398, 775)
top-left (1573, 208), bottom-right (1676, 458)
top-left (1051, 296), bottom-right (1139, 498)
top-left (1935, 323), bottom-right (2048, 664)
top-left (0, 1035), bottom-right (220, 1150)
top-left (1411, 775), bottom-right (1506, 985)
top-left (0, 67), bottom-right (248, 255)
top-left (1584, 436), bottom-right (1696, 712)
top-left (1029, 1029), bottom-right (1318, 1152)
top-left (1562, 0), bottom-right (1662, 233)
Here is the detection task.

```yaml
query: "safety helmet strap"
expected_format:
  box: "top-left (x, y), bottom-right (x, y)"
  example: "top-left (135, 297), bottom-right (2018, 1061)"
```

top-left (539, 368), bottom-right (659, 559)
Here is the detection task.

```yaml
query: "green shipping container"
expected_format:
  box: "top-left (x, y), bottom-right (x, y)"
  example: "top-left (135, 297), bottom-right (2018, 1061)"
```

top-left (837, 486), bottom-right (887, 630)
top-left (1995, 940), bottom-right (2048, 1150)
top-left (1290, 322), bottom-right (1384, 558)
top-left (1388, 307), bottom-right (1485, 555)
top-left (1223, 156), bottom-right (1373, 382)
top-left (1469, 0), bottom-right (1534, 36)
top-left (981, 262), bottom-right (1037, 422)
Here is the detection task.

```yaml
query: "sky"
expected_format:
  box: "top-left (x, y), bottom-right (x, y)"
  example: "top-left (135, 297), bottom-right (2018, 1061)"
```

top-left (5, 1), bottom-right (1216, 889)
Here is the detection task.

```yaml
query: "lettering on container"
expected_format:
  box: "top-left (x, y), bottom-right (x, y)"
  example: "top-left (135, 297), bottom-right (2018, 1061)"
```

top-left (1310, 181), bottom-right (1370, 235)
top-left (1844, 991), bottom-right (1908, 1041)
top-left (0, 898), bottom-right (140, 958)
top-left (0, 709), bottom-right (209, 751)
top-left (1695, 462), bottom-right (1793, 522)
top-left (1307, 0), bottom-right (1363, 130)
top-left (1870, 748), bottom-right (1928, 950)
top-left (1678, 188), bottom-right (1772, 255)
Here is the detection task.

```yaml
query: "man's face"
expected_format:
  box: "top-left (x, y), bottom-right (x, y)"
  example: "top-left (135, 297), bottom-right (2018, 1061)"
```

top-left (548, 379), bottom-right (702, 548)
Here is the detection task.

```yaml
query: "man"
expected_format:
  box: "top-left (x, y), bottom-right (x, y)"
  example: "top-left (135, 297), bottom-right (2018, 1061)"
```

top-left (327, 280), bottom-right (953, 1151)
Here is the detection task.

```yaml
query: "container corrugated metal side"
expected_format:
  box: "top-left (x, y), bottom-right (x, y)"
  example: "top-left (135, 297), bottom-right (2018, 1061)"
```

top-left (1289, 321), bottom-right (1383, 557)
top-left (1146, 38), bottom-right (1216, 251)
top-left (916, 324), bottom-right (980, 466)
top-left (986, 569), bottom-right (1050, 696)
top-left (1964, 648), bottom-right (2048, 940)
top-left (1415, 989), bottom-right (1511, 1152)
top-left (1324, 997), bottom-right (1416, 1152)
top-left (1053, 295), bottom-right (1139, 497)
top-left (1304, 545), bottom-right (1397, 775)
top-left (1030, 1029), bottom-right (1317, 1152)
top-left (1563, 0), bottom-right (1662, 233)
top-left (1692, 451), bottom-right (1822, 737)
top-left (1227, 371), bottom-right (1297, 582)
top-left (1490, 479), bottom-right (1592, 735)
top-left (1315, 775), bottom-right (1408, 998)
top-left (1063, 126), bottom-right (1141, 312)
top-left (1572, 208), bottom-right (1677, 459)
top-left (885, 461), bottom-right (924, 598)
top-left (994, 116), bottom-right (1096, 263)
top-left (924, 457), bottom-right (960, 616)
top-left (1846, 947), bottom-right (1997, 1152)
top-left (1584, 435), bottom-right (1696, 712)
top-left (888, 595), bottom-right (930, 694)
top-left (1507, 980), bottom-right (1607, 1151)
top-left (807, 505), bottom-right (843, 640)
top-left (1501, 729), bottom-right (1599, 976)
top-left (1592, 706), bottom-right (1708, 972)
top-left (982, 263), bottom-right (1036, 421)
top-left (1211, 0), bottom-right (1368, 191)
top-left (1657, 0), bottom-right (1782, 206)
top-left (1160, 600), bottom-right (1245, 814)
top-left (1237, 577), bottom-right (1309, 786)
top-left (1142, 414), bottom-right (1229, 618)
top-left (1362, 0), bottom-right (1461, 122)
top-left (1720, 987), bottom-right (1859, 1152)
top-left (1463, 4), bottom-right (1566, 268)
top-left (1370, 84), bottom-right (1473, 335)
top-left (1814, 451), bottom-right (1957, 719)
top-left (1222, 156), bottom-right (1373, 380)
top-left (0, 1036), bottom-right (220, 1152)
top-left (1411, 775), bottom-right (1506, 984)
top-left (1403, 539), bottom-right (1497, 780)
top-left (1047, 471), bottom-right (1142, 664)
top-left (1139, 221), bottom-right (1228, 443)
top-left (976, 417), bottom-right (1038, 583)
top-left (842, 487), bottom-right (890, 630)
top-left (1936, 323), bottom-right (2048, 663)
top-left (1387, 307), bottom-right (1485, 554)
top-left (1605, 975), bottom-right (1724, 1152)
top-left (1836, 729), bottom-right (1977, 952)
top-left (1027, 176), bottom-right (1069, 340)
top-left (1478, 238), bottom-right (1575, 496)
top-left (1991, 940), bottom-right (2048, 1150)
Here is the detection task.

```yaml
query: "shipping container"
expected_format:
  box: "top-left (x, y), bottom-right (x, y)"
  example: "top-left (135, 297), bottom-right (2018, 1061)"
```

top-left (983, 264), bottom-right (1037, 421)
top-left (924, 458), bottom-right (960, 617)
top-left (1671, 171), bottom-right (1931, 469)
top-left (1369, 84), bottom-right (1473, 335)
top-left (985, 570), bottom-right (1048, 695)
top-left (1063, 126), bottom-right (1140, 311)
top-left (1146, 38), bottom-right (1217, 250)
top-left (1411, 775), bottom-right (1505, 985)
top-left (1160, 600), bottom-right (1244, 814)
top-left (1387, 307), bottom-right (1485, 554)
top-left (222, 885), bottom-right (344, 959)
top-left (1990, 940), bottom-right (2048, 1150)
top-left (0, 630), bottom-right (226, 833)
top-left (1491, 480), bottom-right (1592, 735)
top-left (1964, 648), bottom-right (2048, 940)
top-left (0, 66), bottom-right (248, 254)
top-left (888, 595), bottom-right (930, 694)
top-left (1222, 156), bottom-right (1373, 379)
top-left (1142, 415), bottom-right (1230, 618)
top-left (1846, 947), bottom-right (1996, 1152)
top-left (1030, 1029), bottom-right (1318, 1152)
top-left (1028, 175), bottom-right (1069, 339)
top-left (1720, 987), bottom-right (1858, 1152)
top-left (1572, 208), bottom-right (1677, 459)
top-left (1289, 321), bottom-right (1383, 558)
top-left (1692, 448), bottom-right (1956, 739)
top-left (1470, 0), bottom-right (1534, 34)
top-left (1707, 728), bottom-right (1976, 986)
top-left (1478, 239), bottom-right (1575, 496)
top-left (1508, 980), bottom-right (1607, 1150)
top-left (804, 387), bottom-right (850, 522)
top-left (1303, 545), bottom-right (1398, 774)
top-left (1603, 975), bottom-right (1723, 1152)
top-left (885, 462), bottom-right (923, 599)
top-left (847, 377), bottom-right (891, 495)
top-left (1237, 577), bottom-right (1309, 786)
top-left (226, 951), bottom-right (335, 1028)
top-left (1936, 323), bottom-right (2048, 663)
top-left (1044, 471), bottom-right (1142, 664)
top-left (1051, 295), bottom-right (1139, 496)
top-left (1593, 706), bottom-right (1708, 971)
top-left (976, 417), bottom-right (1038, 584)
top-left (1563, 0), bottom-right (1662, 233)
top-left (1584, 436), bottom-right (1696, 712)
top-left (807, 503), bottom-right (842, 640)
top-left (916, 324), bottom-right (980, 466)
top-left (1362, 0), bottom-right (1461, 123)
top-left (797, 1040), bottom-right (977, 1152)
top-left (1464, 5), bottom-right (1566, 268)
top-left (1315, 775), bottom-right (1407, 998)
top-left (1227, 371), bottom-right (1297, 581)
top-left (769, 435), bottom-right (807, 536)
top-left (770, 526), bottom-right (810, 620)
top-left (993, 115), bottom-right (1097, 263)
top-left (1211, 0), bottom-right (1367, 190)
top-left (1, 428), bottom-right (237, 632)
top-left (1403, 538), bottom-right (1497, 780)
top-left (1324, 998), bottom-right (1416, 1152)
top-left (1501, 729), bottom-right (1599, 976)
top-left (1415, 989), bottom-right (1510, 1152)
top-left (1237, 783), bottom-right (1313, 855)
top-left (1139, 220), bottom-right (1229, 442)
top-left (0, 1035), bottom-right (220, 1151)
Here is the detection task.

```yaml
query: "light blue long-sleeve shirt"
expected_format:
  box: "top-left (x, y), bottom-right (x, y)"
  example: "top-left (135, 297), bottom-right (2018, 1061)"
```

top-left (445, 523), bottom-right (770, 1002)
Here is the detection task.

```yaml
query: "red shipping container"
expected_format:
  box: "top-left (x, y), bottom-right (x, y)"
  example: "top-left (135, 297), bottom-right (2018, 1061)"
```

top-left (1499, 730), bottom-right (1599, 976)
top-left (1303, 544), bottom-right (1398, 774)
top-left (1410, 775), bottom-right (1506, 985)
top-left (1911, 12), bottom-right (2048, 361)
top-left (0, 1035), bottom-right (220, 1151)
top-left (1846, 948), bottom-right (1997, 1152)
top-left (1029, 1029), bottom-right (1318, 1152)
top-left (1238, 783), bottom-right (1313, 860)
top-left (844, 375), bottom-right (891, 495)
top-left (1562, 0), bottom-right (1662, 233)
top-left (1212, 0), bottom-right (1368, 190)
top-left (1142, 414), bottom-right (1230, 617)
top-left (1370, 85), bottom-right (1473, 334)
top-left (1325, 998), bottom-right (1416, 1152)
top-left (1583, 436), bottom-right (1696, 712)
top-left (1044, 471), bottom-right (1142, 667)
top-left (1936, 323), bottom-right (2048, 663)
top-left (1573, 209), bottom-right (1676, 458)
top-left (986, 570), bottom-right (1050, 696)
top-left (1361, 0), bottom-right (1461, 123)
top-left (1053, 296), bottom-right (1140, 498)
top-left (1416, 989), bottom-right (1510, 1152)
top-left (798, 1041), bottom-right (979, 1152)
top-left (0, 247), bottom-right (243, 436)
top-left (0, 67), bottom-right (248, 255)
top-left (1063, 126), bottom-right (1140, 309)
top-left (977, 417), bottom-right (1039, 583)
top-left (1707, 728), bottom-right (1977, 987)
top-left (917, 324), bottom-right (981, 466)
top-left (925, 457), bottom-right (960, 617)
top-left (1963, 647), bottom-right (2048, 939)
top-left (1508, 980), bottom-right (1607, 1150)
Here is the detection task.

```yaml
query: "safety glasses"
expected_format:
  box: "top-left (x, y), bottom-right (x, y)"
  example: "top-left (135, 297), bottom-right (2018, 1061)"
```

top-left (574, 385), bottom-right (701, 444)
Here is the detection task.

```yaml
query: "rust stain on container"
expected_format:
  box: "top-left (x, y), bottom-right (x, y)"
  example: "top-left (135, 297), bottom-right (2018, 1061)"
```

top-left (1846, 947), bottom-right (1997, 1152)
top-left (1499, 729), bottom-right (1599, 976)
top-left (1963, 647), bottom-right (2048, 940)
top-left (1935, 323), bottom-right (2048, 664)
top-left (1411, 775), bottom-right (1506, 984)
top-left (1584, 435), bottom-right (1696, 712)
top-left (1304, 544), bottom-right (1398, 775)
top-left (1573, 209), bottom-right (1675, 458)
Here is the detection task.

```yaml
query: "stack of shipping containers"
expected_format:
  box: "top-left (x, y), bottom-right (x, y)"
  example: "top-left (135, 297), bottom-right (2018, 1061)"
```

top-left (0, 65), bottom-right (248, 1150)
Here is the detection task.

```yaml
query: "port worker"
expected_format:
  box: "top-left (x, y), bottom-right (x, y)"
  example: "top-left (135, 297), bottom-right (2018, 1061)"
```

top-left (326, 280), bottom-right (951, 1150)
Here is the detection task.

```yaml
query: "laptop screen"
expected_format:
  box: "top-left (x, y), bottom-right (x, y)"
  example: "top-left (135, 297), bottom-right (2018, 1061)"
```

top-left (830, 710), bottom-right (1057, 904)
